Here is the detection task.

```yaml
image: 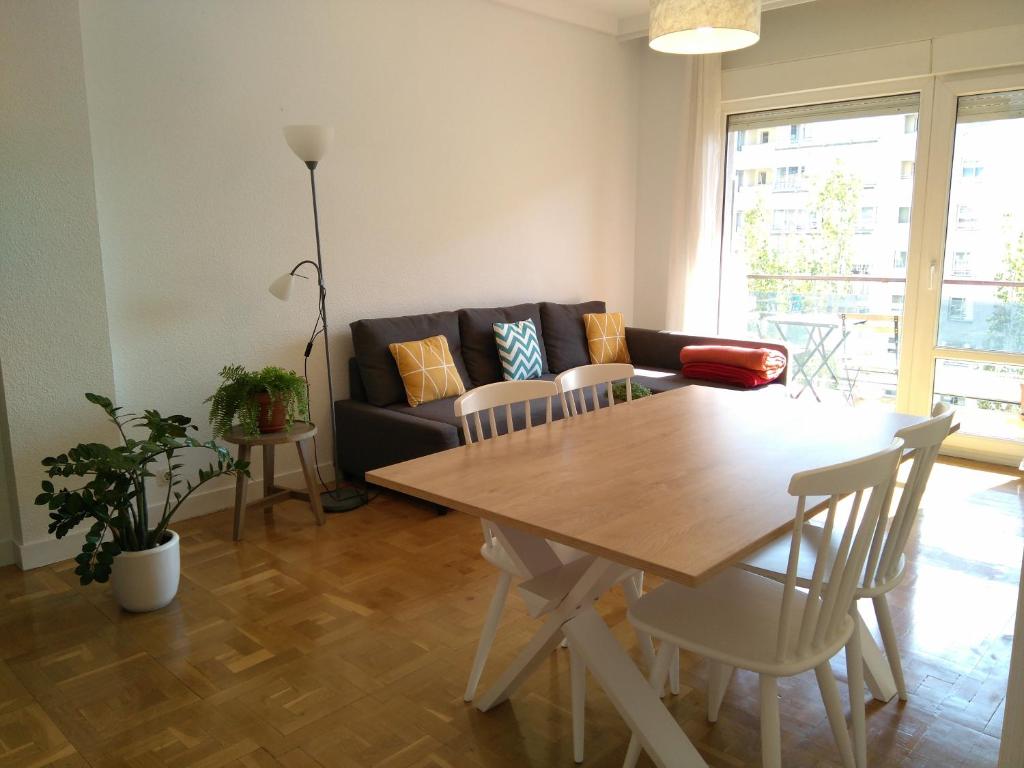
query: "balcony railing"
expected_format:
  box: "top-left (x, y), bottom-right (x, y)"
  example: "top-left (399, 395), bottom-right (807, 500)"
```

top-left (747, 273), bottom-right (1024, 289)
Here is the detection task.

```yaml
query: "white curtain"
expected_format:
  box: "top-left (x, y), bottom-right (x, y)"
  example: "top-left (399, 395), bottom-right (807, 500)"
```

top-left (663, 54), bottom-right (725, 334)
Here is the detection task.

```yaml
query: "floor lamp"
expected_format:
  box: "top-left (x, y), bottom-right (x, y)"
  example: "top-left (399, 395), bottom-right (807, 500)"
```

top-left (269, 124), bottom-right (365, 512)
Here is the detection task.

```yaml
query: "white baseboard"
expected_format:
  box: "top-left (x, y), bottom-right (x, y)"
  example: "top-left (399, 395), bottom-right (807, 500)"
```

top-left (15, 461), bottom-right (334, 570)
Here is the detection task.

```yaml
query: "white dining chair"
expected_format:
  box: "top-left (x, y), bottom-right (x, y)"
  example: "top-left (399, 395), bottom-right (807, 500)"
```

top-left (740, 403), bottom-right (955, 704)
top-left (555, 362), bottom-right (635, 417)
top-left (623, 439), bottom-right (905, 768)
top-left (457, 380), bottom-right (562, 702)
top-left (457, 379), bottom-right (650, 763)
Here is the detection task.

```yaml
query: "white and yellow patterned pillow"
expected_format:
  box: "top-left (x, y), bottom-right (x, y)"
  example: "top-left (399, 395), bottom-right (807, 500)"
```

top-left (583, 312), bottom-right (630, 364)
top-left (388, 335), bottom-right (466, 407)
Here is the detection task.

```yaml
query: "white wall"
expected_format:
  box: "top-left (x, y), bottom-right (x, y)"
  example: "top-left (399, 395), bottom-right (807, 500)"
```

top-left (723, 0), bottom-right (1024, 71)
top-left (0, 0), bottom-right (119, 567)
top-left (632, 45), bottom-right (693, 330)
top-left (0, 0), bottom-right (634, 559)
top-left (0, 368), bottom-right (19, 565)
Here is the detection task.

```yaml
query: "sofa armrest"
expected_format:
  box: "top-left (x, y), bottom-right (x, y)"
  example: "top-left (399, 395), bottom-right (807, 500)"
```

top-left (626, 327), bottom-right (790, 386)
top-left (334, 398), bottom-right (460, 479)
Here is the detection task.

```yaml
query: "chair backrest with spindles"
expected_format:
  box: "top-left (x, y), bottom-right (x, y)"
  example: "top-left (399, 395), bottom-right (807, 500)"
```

top-left (863, 403), bottom-right (954, 591)
top-left (554, 363), bottom-right (635, 418)
top-left (775, 439), bottom-right (904, 665)
top-left (454, 380), bottom-right (559, 545)
top-left (454, 379), bottom-right (557, 445)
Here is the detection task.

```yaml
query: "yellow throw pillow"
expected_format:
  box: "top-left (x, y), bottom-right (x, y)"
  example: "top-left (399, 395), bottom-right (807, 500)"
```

top-left (583, 312), bottom-right (630, 364)
top-left (388, 335), bottom-right (466, 407)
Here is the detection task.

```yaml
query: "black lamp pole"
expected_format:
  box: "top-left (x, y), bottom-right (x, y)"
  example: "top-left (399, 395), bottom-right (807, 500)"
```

top-left (285, 160), bottom-right (365, 512)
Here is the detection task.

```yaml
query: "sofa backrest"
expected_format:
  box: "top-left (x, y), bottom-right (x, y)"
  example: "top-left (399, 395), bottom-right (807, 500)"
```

top-left (349, 300), bottom-right (607, 405)
top-left (458, 303), bottom-right (549, 388)
top-left (540, 300), bottom-right (606, 372)
top-left (350, 310), bottom-right (471, 407)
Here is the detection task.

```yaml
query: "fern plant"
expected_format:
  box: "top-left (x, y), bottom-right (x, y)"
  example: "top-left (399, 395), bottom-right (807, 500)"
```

top-left (612, 381), bottom-right (652, 404)
top-left (206, 365), bottom-right (308, 438)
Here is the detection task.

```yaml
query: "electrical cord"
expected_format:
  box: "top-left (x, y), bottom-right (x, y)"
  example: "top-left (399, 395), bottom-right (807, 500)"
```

top-left (301, 303), bottom-right (375, 506)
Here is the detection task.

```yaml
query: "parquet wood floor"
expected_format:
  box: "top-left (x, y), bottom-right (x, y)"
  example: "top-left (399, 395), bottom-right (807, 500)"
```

top-left (0, 459), bottom-right (1019, 767)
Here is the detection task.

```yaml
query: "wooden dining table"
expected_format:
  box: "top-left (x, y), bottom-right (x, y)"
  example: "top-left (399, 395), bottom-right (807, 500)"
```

top-left (367, 385), bottom-right (925, 767)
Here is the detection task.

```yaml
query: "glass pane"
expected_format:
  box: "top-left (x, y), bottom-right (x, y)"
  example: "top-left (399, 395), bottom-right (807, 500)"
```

top-left (936, 89), bottom-right (1024, 354)
top-left (720, 96), bottom-right (920, 409)
top-left (933, 358), bottom-right (1024, 442)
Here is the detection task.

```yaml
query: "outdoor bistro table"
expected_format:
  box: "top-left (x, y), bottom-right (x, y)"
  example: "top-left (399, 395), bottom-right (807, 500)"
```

top-left (768, 313), bottom-right (865, 402)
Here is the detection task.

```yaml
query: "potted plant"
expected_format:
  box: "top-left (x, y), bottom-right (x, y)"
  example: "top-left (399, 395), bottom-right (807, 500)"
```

top-left (35, 393), bottom-right (249, 612)
top-left (206, 365), bottom-right (308, 438)
top-left (612, 381), bottom-right (653, 404)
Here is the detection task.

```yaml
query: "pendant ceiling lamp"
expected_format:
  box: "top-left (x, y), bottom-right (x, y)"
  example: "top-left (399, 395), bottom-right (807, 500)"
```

top-left (649, 0), bottom-right (762, 55)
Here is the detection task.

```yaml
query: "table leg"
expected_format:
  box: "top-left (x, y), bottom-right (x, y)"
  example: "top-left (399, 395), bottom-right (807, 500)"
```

top-left (798, 327), bottom-right (835, 401)
top-left (564, 610), bottom-right (706, 768)
top-left (476, 531), bottom-right (709, 768)
top-left (857, 611), bottom-right (898, 702)
top-left (808, 330), bottom-right (850, 392)
top-left (780, 324), bottom-right (821, 402)
top-left (296, 439), bottom-right (325, 526)
top-left (232, 444), bottom-right (252, 541)
top-left (474, 610), bottom-right (569, 711)
top-left (262, 444), bottom-right (275, 513)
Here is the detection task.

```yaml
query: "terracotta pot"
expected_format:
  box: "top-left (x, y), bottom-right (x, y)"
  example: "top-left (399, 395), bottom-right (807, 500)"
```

top-left (255, 392), bottom-right (287, 433)
top-left (111, 530), bottom-right (180, 612)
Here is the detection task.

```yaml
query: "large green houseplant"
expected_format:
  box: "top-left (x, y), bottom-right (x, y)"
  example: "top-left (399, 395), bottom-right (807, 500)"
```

top-left (206, 365), bottom-right (308, 438)
top-left (35, 394), bottom-right (249, 608)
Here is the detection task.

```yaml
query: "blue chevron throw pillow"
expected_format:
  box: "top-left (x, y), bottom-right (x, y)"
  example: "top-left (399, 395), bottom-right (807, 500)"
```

top-left (493, 319), bottom-right (543, 381)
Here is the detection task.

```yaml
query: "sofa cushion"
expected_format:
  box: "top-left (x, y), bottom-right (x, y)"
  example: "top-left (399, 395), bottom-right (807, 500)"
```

top-left (351, 310), bottom-right (470, 407)
top-left (459, 303), bottom-right (549, 386)
top-left (584, 312), bottom-right (630, 364)
top-left (540, 300), bottom-right (606, 373)
top-left (632, 367), bottom-right (695, 394)
top-left (386, 395), bottom-right (463, 431)
top-left (494, 319), bottom-right (543, 381)
top-left (388, 335), bottom-right (467, 407)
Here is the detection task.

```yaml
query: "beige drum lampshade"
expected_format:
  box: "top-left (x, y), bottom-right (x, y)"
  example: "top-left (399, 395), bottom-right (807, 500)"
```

top-left (649, 0), bottom-right (761, 54)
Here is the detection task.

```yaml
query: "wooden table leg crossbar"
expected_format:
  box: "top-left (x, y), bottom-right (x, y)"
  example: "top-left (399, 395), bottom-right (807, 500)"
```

top-left (472, 521), bottom-right (709, 768)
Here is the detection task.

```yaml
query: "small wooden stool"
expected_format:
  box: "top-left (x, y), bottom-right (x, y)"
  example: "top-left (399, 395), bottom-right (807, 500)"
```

top-left (221, 422), bottom-right (325, 541)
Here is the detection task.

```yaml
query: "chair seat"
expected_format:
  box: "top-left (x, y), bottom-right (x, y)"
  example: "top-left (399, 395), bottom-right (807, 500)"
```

top-left (481, 537), bottom-right (585, 575)
top-left (628, 569), bottom-right (854, 677)
top-left (741, 522), bottom-right (906, 597)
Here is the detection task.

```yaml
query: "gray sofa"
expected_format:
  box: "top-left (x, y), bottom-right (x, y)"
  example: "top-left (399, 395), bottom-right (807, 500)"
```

top-left (335, 300), bottom-right (789, 480)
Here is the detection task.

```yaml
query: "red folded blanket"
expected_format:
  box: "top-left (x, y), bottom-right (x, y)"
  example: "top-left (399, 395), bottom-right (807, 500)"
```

top-left (682, 362), bottom-right (781, 388)
top-left (680, 345), bottom-right (786, 375)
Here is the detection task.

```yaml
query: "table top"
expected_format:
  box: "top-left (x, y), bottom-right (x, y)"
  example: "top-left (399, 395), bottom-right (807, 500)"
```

top-left (767, 313), bottom-right (866, 328)
top-left (367, 387), bottom-right (923, 587)
top-left (221, 421), bottom-right (317, 446)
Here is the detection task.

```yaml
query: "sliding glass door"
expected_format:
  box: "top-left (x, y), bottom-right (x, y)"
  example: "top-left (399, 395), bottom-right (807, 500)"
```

top-left (719, 95), bottom-right (921, 409)
top-left (719, 68), bottom-right (1024, 463)
top-left (910, 74), bottom-right (1024, 463)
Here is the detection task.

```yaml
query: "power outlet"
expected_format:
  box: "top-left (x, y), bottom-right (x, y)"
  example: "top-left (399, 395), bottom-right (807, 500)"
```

top-left (155, 470), bottom-right (173, 487)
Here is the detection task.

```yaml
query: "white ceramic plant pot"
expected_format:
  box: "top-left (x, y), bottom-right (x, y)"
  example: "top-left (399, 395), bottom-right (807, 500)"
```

top-left (111, 530), bottom-right (180, 612)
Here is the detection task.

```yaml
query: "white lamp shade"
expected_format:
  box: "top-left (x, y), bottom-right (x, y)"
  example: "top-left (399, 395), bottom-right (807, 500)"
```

top-left (283, 124), bottom-right (334, 164)
top-left (269, 272), bottom-right (298, 301)
top-left (649, 0), bottom-right (761, 54)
